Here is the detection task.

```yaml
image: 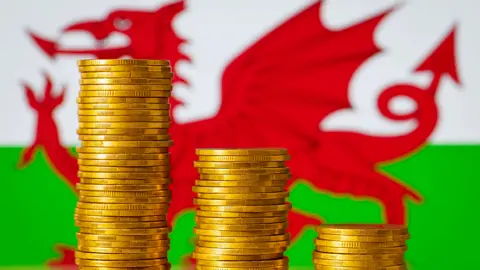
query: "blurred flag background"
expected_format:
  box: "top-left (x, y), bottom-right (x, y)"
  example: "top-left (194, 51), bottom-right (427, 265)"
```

top-left (0, 0), bottom-right (478, 269)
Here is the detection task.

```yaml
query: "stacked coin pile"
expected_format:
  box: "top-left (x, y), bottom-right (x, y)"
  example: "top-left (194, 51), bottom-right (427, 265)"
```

top-left (314, 224), bottom-right (409, 270)
top-left (192, 148), bottom-right (291, 270)
top-left (74, 59), bottom-right (173, 269)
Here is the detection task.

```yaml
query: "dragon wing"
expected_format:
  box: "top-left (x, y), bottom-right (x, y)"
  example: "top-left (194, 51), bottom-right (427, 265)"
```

top-left (190, 1), bottom-right (390, 153)
top-left (169, 1), bottom-right (393, 242)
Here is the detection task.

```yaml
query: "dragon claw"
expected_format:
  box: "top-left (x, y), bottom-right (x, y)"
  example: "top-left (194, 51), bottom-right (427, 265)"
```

top-left (24, 72), bottom-right (66, 112)
top-left (288, 209), bottom-right (323, 240)
top-left (19, 73), bottom-right (68, 169)
top-left (47, 244), bottom-right (76, 267)
top-left (41, 71), bottom-right (54, 98)
top-left (17, 146), bottom-right (37, 169)
top-left (23, 82), bottom-right (40, 110)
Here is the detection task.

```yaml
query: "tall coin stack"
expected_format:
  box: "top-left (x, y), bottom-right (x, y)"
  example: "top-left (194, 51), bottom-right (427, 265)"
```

top-left (74, 59), bottom-right (173, 270)
top-left (314, 224), bottom-right (409, 270)
top-left (192, 148), bottom-right (291, 270)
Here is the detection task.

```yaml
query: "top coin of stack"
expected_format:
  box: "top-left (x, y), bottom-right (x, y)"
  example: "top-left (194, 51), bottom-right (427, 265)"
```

top-left (74, 59), bottom-right (173, 270)
top-left (192, 148), bottom-right (292, 270)
top-left (313, 224), bottom-right (410, 270)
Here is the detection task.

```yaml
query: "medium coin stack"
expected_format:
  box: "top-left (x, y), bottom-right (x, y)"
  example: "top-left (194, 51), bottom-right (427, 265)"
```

top-left (314, 224), bottom-right (410, 270)
top-left (192, 148), bottom-right (291, 270)
top-left (74, 59), bottom-right (173, 270)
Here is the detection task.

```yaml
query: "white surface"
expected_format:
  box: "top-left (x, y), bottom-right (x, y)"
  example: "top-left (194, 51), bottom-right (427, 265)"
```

top-left (0, 0), bottom-right (478, 145)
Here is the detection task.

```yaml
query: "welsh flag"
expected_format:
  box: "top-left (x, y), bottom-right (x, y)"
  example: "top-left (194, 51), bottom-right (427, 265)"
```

top-left (0, 0), bottom-right (477, 269)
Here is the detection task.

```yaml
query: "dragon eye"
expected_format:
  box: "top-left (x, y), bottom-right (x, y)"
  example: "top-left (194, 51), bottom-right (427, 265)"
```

top-left (114, 18), bottom-right (132, 31)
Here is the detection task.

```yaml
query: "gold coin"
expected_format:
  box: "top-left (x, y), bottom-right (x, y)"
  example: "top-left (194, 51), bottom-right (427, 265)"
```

top-left (313, 258), bottom-right (405, 267)
top-left (80, 178), bottom-right (171, 186)
top-left (74, 215), bottom-right (165, 223)
top-left (193, 198), bottom-right (285, 206)
top-left (78, 115), bottom-right (170, 122)
top-left (77, 189), bottom-right (170, 198)
top-left (79, 266), bottom-right (171, 270)
top-left (80, 78), bottom-right (171, 85)
top-left (194, 228), bottom-right (285, 237)
top-left (193, 186), bottom-right (284, 194)
top-left (195, 246), bottom-right (285, 256)
top-left (75, 221), bottom-right (167, 229)
top-left (313, 265), bottom-right (406, 270)
top-left (79, 164), bottom-right (171, 173)
top-left (78, 190), bottom-right (170, 198)
top-left (78, 159), bottom-right (169, 167)
top-left (76, 232), bottom-right (168, 241)
top-left (77, 246), bottom-right (168, 254)
top-left (78, 171), bottom-right (169, 180)
top-left (199, 173), bottom-right (291, 181)
top-left (80, 71), bottom-right (173, 78)
top-left (78, 196), bottom-right (170, 204)
top-left (315, 246), bottom-right (408, 254)
top-left (79, 165), bottom-right (170, 172)
top-left (79, 227), bottom-right (171, 235)
top-left (313, 252), bottom-right (404, 261)
top-left (78, 109), bottom-right (170, 116)
top-left (195, 216), bottom-right (287, 225)
top-left (316, 224), bottom-right (408, 236)
top-left (194, 161), bottom-right (286, 169)
top-left (77, 153), bottom-right (169, 160)
top-left (193, 252), bottom-right (283, 261)
top-left (78, 59), bottom-right (170, 66)
top-left (196, 191), bottom-right (289, 200)
top-left (76, 202), bottom-right (168, 210)
top-left (76, 251), bottom-right (165, 260)
top-left (79, 90), bottom-right (171, 97)
top-left (77, 128), bottom-right (169, 136)
top-left (195, 210), bottom-right (288, 219)
top-left (315, 239), bottom-right (405, 248)
top-left (75, 258), bottom-right (168, 267)
top-left (318, 234), bottom-right (410, 242)
top-left (197, 234), bottom-right (290, 243)
top-left (77, 246), bottom-right (168, 255)
top-left (78, 122), bottom-right (170, 129)
top-left (79, 65), bottom-right (171, 72)
top-left (196, 240), bottom-right (289, 249)
top-left (196, 222), bottom-right (286, 231)
top-left (81, 140), bottom-right (173, 148)
top-left (195, 257), bottom-right (288, 268)
top-left (77, 97), bottom-right (168, 103)
top-left (197, 168), bottom-right (289, 175)
top-left (75, 209), bottom-right (167, 217)
top-left (77, 184), bottom-right (168, 191)
top-left (196, 266), bottom-right (286, 270)
top-left (79, 164), bottom-right (170, 172)
top-left (80, 85), bottom-right (172, 91)
top-left (195, 180), bottom-right (286, 187)
top-left (198, 155), bottom-right (290, 162)
top-left (78, 239), bottom-right (169, 248)
top-left (77, 103), bottom-right (170, 110)
top-left (198, 204), bottom-right (291, 213)
top-left (77, 147), bottom-right (168, 154)
top-left (196, 148), bottom-right (288, 156)
top-left (195, 180), bottom-right (287, 187)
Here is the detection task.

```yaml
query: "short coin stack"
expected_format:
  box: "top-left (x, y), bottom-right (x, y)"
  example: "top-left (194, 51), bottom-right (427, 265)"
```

top-left (74, 59), bottom-right (173, 270)
top-left (192, 148), bottom-right (291, 270)
top-left (314, 224), bottom-right (409, 270)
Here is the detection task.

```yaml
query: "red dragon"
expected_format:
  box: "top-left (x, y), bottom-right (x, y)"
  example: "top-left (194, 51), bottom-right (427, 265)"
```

top-left (20, 0), bottom-right (459, 267)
